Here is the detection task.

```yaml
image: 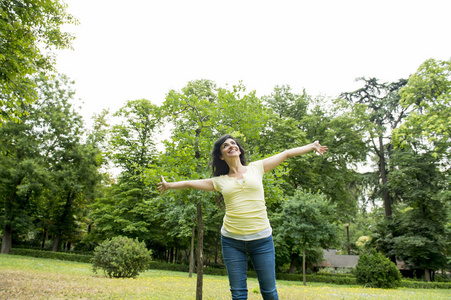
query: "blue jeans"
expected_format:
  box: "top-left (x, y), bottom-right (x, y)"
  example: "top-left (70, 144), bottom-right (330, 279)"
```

top-left (221, 235), bottom-right (279, 300)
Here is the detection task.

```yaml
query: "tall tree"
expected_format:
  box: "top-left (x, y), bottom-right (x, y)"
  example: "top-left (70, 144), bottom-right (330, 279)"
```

top-left (32, 74), bottom-right (100, 251)
top-left (388, 58), bottom-right (451, 280)
top-left (90, 99), bottom-right (161, 243)
top-left (161, 80), bottom-right (269, 299)
top-left (48, 142), bottom-right (101, 251)
top-left (0, 0), bottom-right (77, 123)
top-left (0, 110), bottom-right (43, 253)
top-left (263, 86), bottom-right (368, 255)
top-left (0, 73), bottom-right (96, 253)
top-left (162, 80), bottom-right (220, 299)
top-left (342, 78), bottom-right (408, 220)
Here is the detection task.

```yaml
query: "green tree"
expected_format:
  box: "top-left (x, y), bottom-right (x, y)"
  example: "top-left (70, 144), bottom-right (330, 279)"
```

top-left (394, 58), bottom-right (451, 161)
top-left (0, 73), bottom-right (99, 253)
top-left (160, 80), bottom-right (270, 299)
top-left (0, 0), bottom-right (77, 123)
top-left (0, 113), bottom-right (44, 253)
top-left (32, 74), bottom-right (100, 251)
top-left (388, 58), bottom-right (451, 281)
top-left (161, 79), bottom-right (222, 298)
top-left (342, 77), bottom-right (408, 221)
top-left (274, 189), bottom-right (339, 286)
top-left (388, 150), bottom-right (448, 281)
top-left (263, 86), bottom-right (368, 254)
top-left (90, 99), bottom-right (161, 243)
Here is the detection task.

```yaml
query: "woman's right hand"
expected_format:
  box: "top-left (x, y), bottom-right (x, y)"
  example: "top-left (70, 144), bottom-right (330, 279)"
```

top-left (157, 175), bottom-right (169, 194)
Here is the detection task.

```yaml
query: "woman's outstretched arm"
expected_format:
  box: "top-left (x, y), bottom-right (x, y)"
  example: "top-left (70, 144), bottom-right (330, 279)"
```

top-left (262, 141), bottom-right (328, 173)
top-left (157, 176), bottom-right (215, 194)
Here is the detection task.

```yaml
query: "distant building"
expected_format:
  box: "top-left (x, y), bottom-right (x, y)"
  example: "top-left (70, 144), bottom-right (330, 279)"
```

top-left (317, 249), bottom-right (359, 268)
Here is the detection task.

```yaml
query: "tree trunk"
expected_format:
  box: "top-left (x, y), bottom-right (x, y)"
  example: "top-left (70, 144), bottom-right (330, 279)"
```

top-left (196, 202), bottom-right (204, 300)
top-left (302, 248), bottom-right (306, 286)
top-left (1, 182), bottom-right (20, 254)
top-left (425, 268), bottom-right (431, 282)
top-left (169, 247), bottom-right (174, 263)
top-left (52, 234), bottom-right (60, 252)
top-left (378, 135), bottom-right (392, 220)
top-left (346, 224), bottom-right (351, 255)
top-left (1, 223), bottom-right (12, 254)
top-left (289, 258), bottom-right (296, 274)
top-left (41, 226), bottom-right (47, 249)
top-left (52, 191), bottom-right (73, 252)
top-left (378, 135), bottom-right (397, 263)
top-left (2, 197), bottom-right (13, 253)
top-left (189, 224), bottom-right (195, 278)
top-left (214, 225), bottom-right (220, 264)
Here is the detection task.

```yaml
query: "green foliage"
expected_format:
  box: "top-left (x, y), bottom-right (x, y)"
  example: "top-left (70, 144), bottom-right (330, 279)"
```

top-left (274, 189), bottom-right (339, 284)
top-left (400, 280), bottom-right (451, 289)
top-left (92, 236), bottom-right (152, 278)
top-left (89, 99), bottom-right (162, 246)
top-left (9, 248), bottom-right (92, 263)
top-left (354, 251), bottom-right (402, 288)
top-left (274, 189), bottom-right (339, 256)
top-left (395, 58), bottom-right (451, 159)
top-left (379, 149), bottom-right (448, 275)
top-left (276, 272), bottom-right (357, 285)
top-left (1, 73), bottom-right (102, 253)
top-left (341, 77), bottom-right (408, 220)
top-left (0, 0), bottom-right (78, 123)
top-left (263, 86), bottom-right (368, 220)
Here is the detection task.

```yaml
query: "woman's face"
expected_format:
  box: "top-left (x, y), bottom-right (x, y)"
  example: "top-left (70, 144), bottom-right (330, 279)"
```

top-left (220, 138), bottom-right (241, 160)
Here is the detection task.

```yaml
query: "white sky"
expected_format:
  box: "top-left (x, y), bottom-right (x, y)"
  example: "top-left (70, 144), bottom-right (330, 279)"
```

top-left (56, 0), bottom-right (451, 127)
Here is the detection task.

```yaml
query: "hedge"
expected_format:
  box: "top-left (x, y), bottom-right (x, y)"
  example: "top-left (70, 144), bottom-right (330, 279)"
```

top-left (277, 273), bottom-right (358, 285)
top-left (9, 248), bottom-right (93, 263)
top-left (148, 261), bottom-right (230, 276)
top-left (400, 280), bottom-right (451, 289)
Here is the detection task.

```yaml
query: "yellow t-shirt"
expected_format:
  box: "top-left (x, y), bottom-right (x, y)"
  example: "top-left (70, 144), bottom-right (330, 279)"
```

top-left (211, 160), bottom-right (270, 235)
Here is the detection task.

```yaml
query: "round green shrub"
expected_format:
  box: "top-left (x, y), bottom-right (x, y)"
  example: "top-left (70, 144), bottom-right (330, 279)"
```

top-left (354, 251), bottom-right (402, 288)
top-left (92, 236), bottom-right (152, 278)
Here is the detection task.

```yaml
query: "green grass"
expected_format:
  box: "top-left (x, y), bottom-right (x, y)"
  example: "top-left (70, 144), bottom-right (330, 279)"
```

top-left (1, 254), bottom-right (450, 299)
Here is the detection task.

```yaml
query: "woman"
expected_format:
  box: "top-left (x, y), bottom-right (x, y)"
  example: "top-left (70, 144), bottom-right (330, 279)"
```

top-left (158, 134), bottom-right (327, 300)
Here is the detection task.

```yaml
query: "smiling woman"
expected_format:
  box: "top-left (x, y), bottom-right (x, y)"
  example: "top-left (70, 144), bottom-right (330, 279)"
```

top-left (158, 134), bottom-right (327, 300)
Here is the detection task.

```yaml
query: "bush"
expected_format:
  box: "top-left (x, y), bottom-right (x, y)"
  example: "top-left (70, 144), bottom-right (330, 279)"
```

top-left (92, 236), bottom-right (152, 278)
top-left (435, 273), bottom-right (451, 282)
top-left (354, 251), bottom-right (401, 288)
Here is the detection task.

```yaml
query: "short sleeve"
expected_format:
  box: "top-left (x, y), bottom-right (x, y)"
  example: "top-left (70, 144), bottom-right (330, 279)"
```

top-left (250, 160), bottom-right (265, 175)
top-left (211, 176), bottom-right (221, 192)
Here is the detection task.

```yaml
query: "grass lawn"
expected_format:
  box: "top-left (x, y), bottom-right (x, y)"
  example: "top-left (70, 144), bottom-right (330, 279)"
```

top-left (1, 254), bottom-right (449, 299)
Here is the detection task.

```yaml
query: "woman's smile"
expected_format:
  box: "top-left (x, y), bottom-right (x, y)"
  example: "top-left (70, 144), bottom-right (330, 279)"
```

top-left (221, 138), bottom-right (241, 158)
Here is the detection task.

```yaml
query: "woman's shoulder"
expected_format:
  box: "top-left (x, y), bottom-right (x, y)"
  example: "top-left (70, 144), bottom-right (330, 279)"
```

top-left (247, 160), bottom-right (264, 173)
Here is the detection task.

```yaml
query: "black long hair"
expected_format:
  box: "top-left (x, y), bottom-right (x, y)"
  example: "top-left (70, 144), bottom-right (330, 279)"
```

top-left (211, 134), bottom-right (247, 176)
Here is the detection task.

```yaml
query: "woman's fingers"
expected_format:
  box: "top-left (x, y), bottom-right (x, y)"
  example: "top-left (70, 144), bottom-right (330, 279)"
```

top-left (313, 141), bottom-right (328, 155)
top-left (157, 175), bottom-right (166, 194)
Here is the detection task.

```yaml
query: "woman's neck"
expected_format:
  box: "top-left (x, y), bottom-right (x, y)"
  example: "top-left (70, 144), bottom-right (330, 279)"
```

top-left (226, 158), bottom-right (245, 177)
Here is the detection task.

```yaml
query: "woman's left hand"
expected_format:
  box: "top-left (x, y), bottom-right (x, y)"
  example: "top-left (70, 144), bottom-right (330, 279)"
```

top-left (312, 141), bottom-right (328, 156)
